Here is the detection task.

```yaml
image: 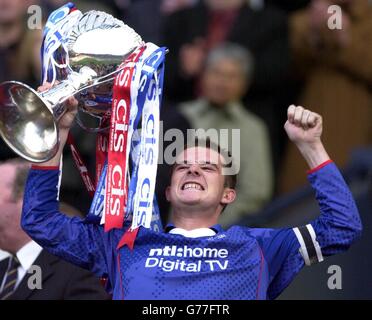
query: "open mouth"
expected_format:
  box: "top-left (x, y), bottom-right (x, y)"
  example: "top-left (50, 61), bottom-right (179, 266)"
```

top-left (181, 182), bottom-right (205, 191)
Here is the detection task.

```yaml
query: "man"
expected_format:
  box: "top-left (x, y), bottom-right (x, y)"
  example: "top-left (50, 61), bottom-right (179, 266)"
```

top-left (163, 0), bottom-right (289, 104)
top-left (280, 0), bottom-right (372, 193)
top-left (0, 159), bottom-right (110, 300)
top-left (162, 0), bottom-right (293, 173)
top-left (179, 43), bottom-right (273, 227)
top-left (21, 91), bottom-right (362, 299)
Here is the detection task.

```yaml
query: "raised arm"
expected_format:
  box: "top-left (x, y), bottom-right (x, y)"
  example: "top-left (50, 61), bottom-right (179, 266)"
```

top-left (252, 105), bottom-right (362, 299)
top-left (284, 105), bottom-right (362, 259)
top-left (21, 84), bottom-right (111, 277)
top-left (284, 105), bottom-right (362, 240)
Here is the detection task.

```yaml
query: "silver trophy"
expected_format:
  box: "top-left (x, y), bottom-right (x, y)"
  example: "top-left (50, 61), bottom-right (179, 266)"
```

top-left (0, 10), bottom-right (144, 162)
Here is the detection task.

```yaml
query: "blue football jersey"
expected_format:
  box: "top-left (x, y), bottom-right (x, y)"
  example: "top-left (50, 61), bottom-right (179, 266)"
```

top-left (21, 162), bottom-right (362, 299)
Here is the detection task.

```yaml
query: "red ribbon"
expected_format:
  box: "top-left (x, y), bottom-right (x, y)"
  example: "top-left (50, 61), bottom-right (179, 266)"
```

top-left (116, 227), bottom-right (140, 251)
top-left (67, 132), bottom-right (95, 198)
top-left (104, 47), bottom-right (146, 232)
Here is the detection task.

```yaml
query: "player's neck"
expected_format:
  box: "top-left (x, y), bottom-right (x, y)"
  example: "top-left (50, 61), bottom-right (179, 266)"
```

top-left (171, 210), bottom-right (219, 231)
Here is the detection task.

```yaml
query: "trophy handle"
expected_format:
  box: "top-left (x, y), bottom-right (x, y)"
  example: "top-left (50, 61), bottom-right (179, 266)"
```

top-left (0, 81), bottom-right (59, 162)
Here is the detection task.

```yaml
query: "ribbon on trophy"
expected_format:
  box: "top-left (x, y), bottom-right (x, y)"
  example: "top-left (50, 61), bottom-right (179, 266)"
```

top-left (92, 44), bottom-right (166, 233)
top-left (40, 3), bottom-right (165, 236)
top-left (127, 44), bottom-right (165, 232)
top-left (41, 2), bottom-right (81, 85)
top-left (104, 45), bottom-right (145, 231)
top-left (66, 133), bottom-right (96, 198)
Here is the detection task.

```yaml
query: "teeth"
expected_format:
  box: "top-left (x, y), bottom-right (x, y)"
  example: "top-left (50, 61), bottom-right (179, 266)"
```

top-left (183, 183), bottom-right (202, 190)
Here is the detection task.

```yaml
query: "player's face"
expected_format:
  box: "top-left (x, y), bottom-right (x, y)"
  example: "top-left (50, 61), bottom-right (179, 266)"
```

top-left (166, 147), bottom-right (232, 210)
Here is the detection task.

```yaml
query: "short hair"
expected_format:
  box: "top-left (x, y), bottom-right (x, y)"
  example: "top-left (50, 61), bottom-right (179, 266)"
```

top-left (205, 42), bottom-right (254, 80)
top-left (171, 137), bottom-right (238, 190)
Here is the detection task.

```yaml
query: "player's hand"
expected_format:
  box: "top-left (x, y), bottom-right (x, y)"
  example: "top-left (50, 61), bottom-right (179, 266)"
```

top-left (284, 105), bottom-right (322, 146)
top-left (35, 82), bottom-right (78, 166)
top-left (285, 105), bottom-right (330, 169)
top-left (37, 82), bottom-right (78, 131)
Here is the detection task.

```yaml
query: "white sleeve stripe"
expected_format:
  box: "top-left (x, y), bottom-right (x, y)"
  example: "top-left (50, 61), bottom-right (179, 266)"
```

top-left (57, 154), bottom-right (63, 201)
top-left (306, 224), bottom-right (324, 263)
top-left (293, 227), bottom-right (311, 266)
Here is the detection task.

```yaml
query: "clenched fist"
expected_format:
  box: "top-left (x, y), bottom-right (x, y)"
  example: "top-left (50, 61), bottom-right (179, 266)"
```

top-left (284, 105), bottom-right (322, 146)
top-left (284, 105), bottom-right (330, 169)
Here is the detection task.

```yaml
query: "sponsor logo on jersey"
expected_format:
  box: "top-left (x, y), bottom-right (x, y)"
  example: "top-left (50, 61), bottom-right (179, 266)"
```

top-left (145, 245), bottom-right (229, 273)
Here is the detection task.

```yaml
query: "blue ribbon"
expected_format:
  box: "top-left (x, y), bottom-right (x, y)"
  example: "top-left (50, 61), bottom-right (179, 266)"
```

top-left (41, 2), bottom-right (76, 84)
top-left (126, 47), bottom-right (166, 231)
top-left (85, 47), bottom-right (166, 231)
top-left (86, 159), bottom-right (107, 223)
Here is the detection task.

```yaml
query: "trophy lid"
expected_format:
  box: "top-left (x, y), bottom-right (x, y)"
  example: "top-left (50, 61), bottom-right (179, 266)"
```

top-left (67, 10), bottom-right (144, 59)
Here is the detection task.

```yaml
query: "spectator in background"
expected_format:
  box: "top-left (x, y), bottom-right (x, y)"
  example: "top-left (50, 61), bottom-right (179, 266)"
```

top-left (40, 0), bottom-right (116, 15)
top-left (163, 0), bottom-right (289, 103)
top-left (280, 0), bottom-right (372, 193)
top-left (124, 0), bottom-right (197, 44)
top-left (266, 0), bottom-right (310, 12)
top-left (0, 0), bottom-right (41, 86)
top-left (162, 0), bottom-right (293, 181)
top-left (0, 159), bottom-right (110, 300)
top-left (179, 43), bottom-right (273, 227)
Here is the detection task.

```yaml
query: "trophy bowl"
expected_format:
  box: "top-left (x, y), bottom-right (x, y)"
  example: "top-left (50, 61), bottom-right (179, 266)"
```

top-left (0, 9), bottom-right (144, 162)
top-left (0, 81), bottom-right (59, 162)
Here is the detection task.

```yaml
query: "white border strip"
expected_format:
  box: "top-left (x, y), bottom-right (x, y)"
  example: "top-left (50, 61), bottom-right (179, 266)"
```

top-left (293, 227), bottom-right (311, 266)
top-left (306, 224), bottom-right (324, 263)
top-left (56, 154), bottom-right (63, 201)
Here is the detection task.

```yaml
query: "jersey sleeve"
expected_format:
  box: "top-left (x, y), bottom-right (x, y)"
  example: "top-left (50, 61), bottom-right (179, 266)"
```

top-left (251, 161), bottom-right (362, 299)
top-left (248, 226), bottom-right (303, 299)
top-left (306, 162), bottom-right (362, 256)
top-left (21, 167), bottom-right (113, 278)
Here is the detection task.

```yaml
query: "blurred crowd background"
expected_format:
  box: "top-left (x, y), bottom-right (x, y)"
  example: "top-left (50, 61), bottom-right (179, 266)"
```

top-left (0, 0), bottom-right (371, 299)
